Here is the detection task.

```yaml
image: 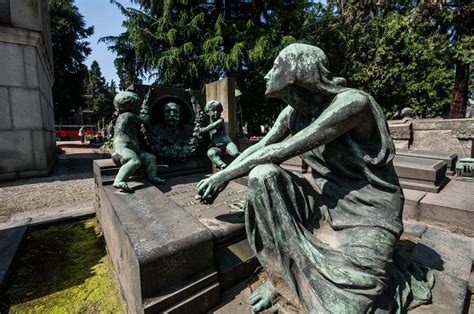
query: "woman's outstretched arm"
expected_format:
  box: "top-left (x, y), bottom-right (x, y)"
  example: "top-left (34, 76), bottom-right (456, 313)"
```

top-left (197, 91), bottom-right (370, 203)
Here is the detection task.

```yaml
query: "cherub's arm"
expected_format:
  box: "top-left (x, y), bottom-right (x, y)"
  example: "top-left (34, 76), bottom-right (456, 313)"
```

top-left (200, 118), bottom-right (224, 133)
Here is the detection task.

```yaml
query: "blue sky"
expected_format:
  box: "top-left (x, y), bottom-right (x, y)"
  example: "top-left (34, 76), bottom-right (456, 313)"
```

top-left (75, 0), bottom-right (147, 86)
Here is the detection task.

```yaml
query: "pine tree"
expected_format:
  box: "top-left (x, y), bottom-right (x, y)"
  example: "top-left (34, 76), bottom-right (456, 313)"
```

top-left (89, 61), bottom-right (116, 121)
top-left (49, 0), bottom-right (93, 123)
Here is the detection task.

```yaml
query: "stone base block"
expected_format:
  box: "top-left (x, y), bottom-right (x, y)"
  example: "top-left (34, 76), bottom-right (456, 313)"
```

top-left (396, 148), bottom-right (457, 176)
top-left (94, 160), bottom-right (257, 313)
top-left (394, 155), bottom-right (447, 192)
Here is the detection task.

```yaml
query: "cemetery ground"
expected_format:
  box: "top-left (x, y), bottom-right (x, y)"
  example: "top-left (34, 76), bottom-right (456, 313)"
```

top-left (0, 140), bottom-right (473, 313)
top-left (0, 141), bottom-right (126, 312)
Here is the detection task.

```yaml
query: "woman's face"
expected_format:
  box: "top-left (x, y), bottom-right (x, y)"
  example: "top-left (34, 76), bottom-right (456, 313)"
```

top-left (264, 55), bottom-right (292, 97)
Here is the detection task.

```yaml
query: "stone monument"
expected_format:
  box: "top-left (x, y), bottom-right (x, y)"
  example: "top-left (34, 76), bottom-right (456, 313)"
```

top-left (196, 43), bottom-right (434, 312)
top-left (0, 0), bottom-right (56, 180)
top-left (94, 84), bottom-right (255, 313)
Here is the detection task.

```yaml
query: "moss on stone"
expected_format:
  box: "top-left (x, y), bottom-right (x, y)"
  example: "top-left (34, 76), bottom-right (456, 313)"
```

top-left (4, 219), bottom-right (125, 313)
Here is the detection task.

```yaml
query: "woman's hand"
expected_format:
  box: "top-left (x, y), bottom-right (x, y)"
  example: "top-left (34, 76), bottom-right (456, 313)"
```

top-left (195, 172), bottom-right (229, 204)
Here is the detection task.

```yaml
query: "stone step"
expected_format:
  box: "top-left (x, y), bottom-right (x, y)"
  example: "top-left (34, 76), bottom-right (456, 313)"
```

top-left (418, 180), bottom-right (474, 231)
top-left (0, 221), bottom-right (28, 294)
top-left (396, 148), bottom-right (457, 175)
top-left (410, 227), bottom-right (474, 313)
top-left (398, 178), bottom-right (448, 193)
top-left (402, 179), bottom-right (474, 232)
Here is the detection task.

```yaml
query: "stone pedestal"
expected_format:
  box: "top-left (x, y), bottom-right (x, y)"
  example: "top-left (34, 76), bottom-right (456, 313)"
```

top-left (94, 159), bottom-right (257, 313)
top-left (0, 0), bottom-right (56, 181)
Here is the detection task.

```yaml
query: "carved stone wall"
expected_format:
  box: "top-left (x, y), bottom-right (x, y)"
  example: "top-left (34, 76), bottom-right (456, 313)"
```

top-left (389, 118), bottom-right (474, 158)
top-left (0, 0), bottom-right (56, 180)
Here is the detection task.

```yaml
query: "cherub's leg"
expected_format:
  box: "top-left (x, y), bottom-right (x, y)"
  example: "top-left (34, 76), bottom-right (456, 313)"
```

top-left (226, 142), bottom-right (240, 157)
top-left (207, 147), bottom-right (226, 169)
top-left (139, 151), bottom-right (164, 185)
top-left (113, 148), bottom-right (141, 193)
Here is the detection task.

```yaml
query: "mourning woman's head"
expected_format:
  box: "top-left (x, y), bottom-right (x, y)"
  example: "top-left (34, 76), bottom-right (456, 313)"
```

top-left (264, 43), bottom-right (346, 98)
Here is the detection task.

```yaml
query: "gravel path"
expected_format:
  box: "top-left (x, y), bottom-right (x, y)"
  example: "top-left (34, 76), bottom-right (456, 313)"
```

top-left (0, 142), bottom-right (107, 222)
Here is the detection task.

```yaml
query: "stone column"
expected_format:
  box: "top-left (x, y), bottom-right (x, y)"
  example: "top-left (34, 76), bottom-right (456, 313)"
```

top-left (205, 78), bottom-right (237, 141)
top-left (0, 0), bottom-right (56, 180)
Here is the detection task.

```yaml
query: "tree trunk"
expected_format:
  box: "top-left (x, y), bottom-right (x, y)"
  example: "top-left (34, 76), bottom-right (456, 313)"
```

top-left (449, 63), bottom-right (470, 119)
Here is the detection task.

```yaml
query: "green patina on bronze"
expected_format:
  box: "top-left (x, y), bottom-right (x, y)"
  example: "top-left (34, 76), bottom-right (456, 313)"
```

top-left (112, 90), bottom-right (164, 193)
top-left (197, 43), bottom-right (434, 313)
top-left (199, 100), bottom-right (240, 169)
top-left (4, 219), bottom-right (124, 313)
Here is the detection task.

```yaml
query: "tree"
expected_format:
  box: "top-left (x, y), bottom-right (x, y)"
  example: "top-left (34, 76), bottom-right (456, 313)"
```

top-left (448, 0), bottom-right (473, 118)
top-left (89, 61), bottom-right (116, 121)
top-left (49, 0), bottom-right (93, 123)
top-left (99, 31), bottom-right (143, 90)
top-left (105, 0), bottom-right (312, 131)
top-left (301, 1), bottom-right (457, 117)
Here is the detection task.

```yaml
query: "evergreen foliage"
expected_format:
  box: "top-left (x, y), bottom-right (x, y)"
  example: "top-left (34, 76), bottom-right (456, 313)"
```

top-left (106, 0), bottom-right (472, 130)
top-left (88, 61), bottom-right (117, 121)
top-left (49, 0), bottom-right (93, 123)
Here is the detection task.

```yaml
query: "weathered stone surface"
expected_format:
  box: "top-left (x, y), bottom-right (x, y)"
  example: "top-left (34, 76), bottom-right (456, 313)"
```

top-left (412, 228), bottom-right (473, 282)
top-left (411, 227), bottom-right (473, 313)
top-left (38, 56), bottom-right (53, 103)
top-left (158, 282), bottom-right (220, 313)
top-left (394, 155), bottom-right (448, 192)
top-left (0, 42), bottom-right (26, 87)
top-left (397, 148), bottom-right (458, 175)
top-left (402, 189), bottom-right (426, 220)
top-left (411, 119), bottom-right (474, 159)
top-left (10, 87), bottom-right (42, 129)
top-left (0, 0), bottom-right (55, 181)
top-left (0, 224), bottom-right (28, 294)
top-left (389, 121), bottom-right (412, 140)
top-left (24, 46), bottom-right (39, 88)
top-left (9, 0), bottom-right (42, 31)
top-left (394, 155), bottom-right (447, 182)
top-left (0, 130), bottom-right (34, 172)
top-left (32, 130), bottom-right (47, 169)
top-left (40, 94), bottom-right (54, 131)
top-left (402, 220), bottom-right (427, 238)
top-left (0, 87), bottom-right (11, 130)
top-left (418, 180), bottom-right (474, 231)
top-left (96, 173), bottom-right (219, 313)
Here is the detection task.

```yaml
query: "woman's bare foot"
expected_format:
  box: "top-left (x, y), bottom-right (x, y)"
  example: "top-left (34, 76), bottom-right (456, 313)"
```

top-left (249, 280), bottom-right (278, 312)
top-left (113, 181), bottom-right (134, 193)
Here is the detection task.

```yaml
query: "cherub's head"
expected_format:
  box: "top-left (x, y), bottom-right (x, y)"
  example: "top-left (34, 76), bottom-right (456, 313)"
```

top-left (205, 100), bottom-right (223, 121)
top-left (114, 91), bottom-right (141, 114)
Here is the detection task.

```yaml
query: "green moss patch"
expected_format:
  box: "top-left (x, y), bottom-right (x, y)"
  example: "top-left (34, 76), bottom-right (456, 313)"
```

top-left (3, 219), bottom-right (125, 313)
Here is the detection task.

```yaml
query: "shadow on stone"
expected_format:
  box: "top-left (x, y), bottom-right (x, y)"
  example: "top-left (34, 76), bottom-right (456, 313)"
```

top-left (215, 213), bottom-right (245, 224)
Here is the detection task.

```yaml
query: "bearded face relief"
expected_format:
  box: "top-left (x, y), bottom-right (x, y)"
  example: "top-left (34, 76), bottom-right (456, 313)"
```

top-left (163, 102), bottom-right (181, 127)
